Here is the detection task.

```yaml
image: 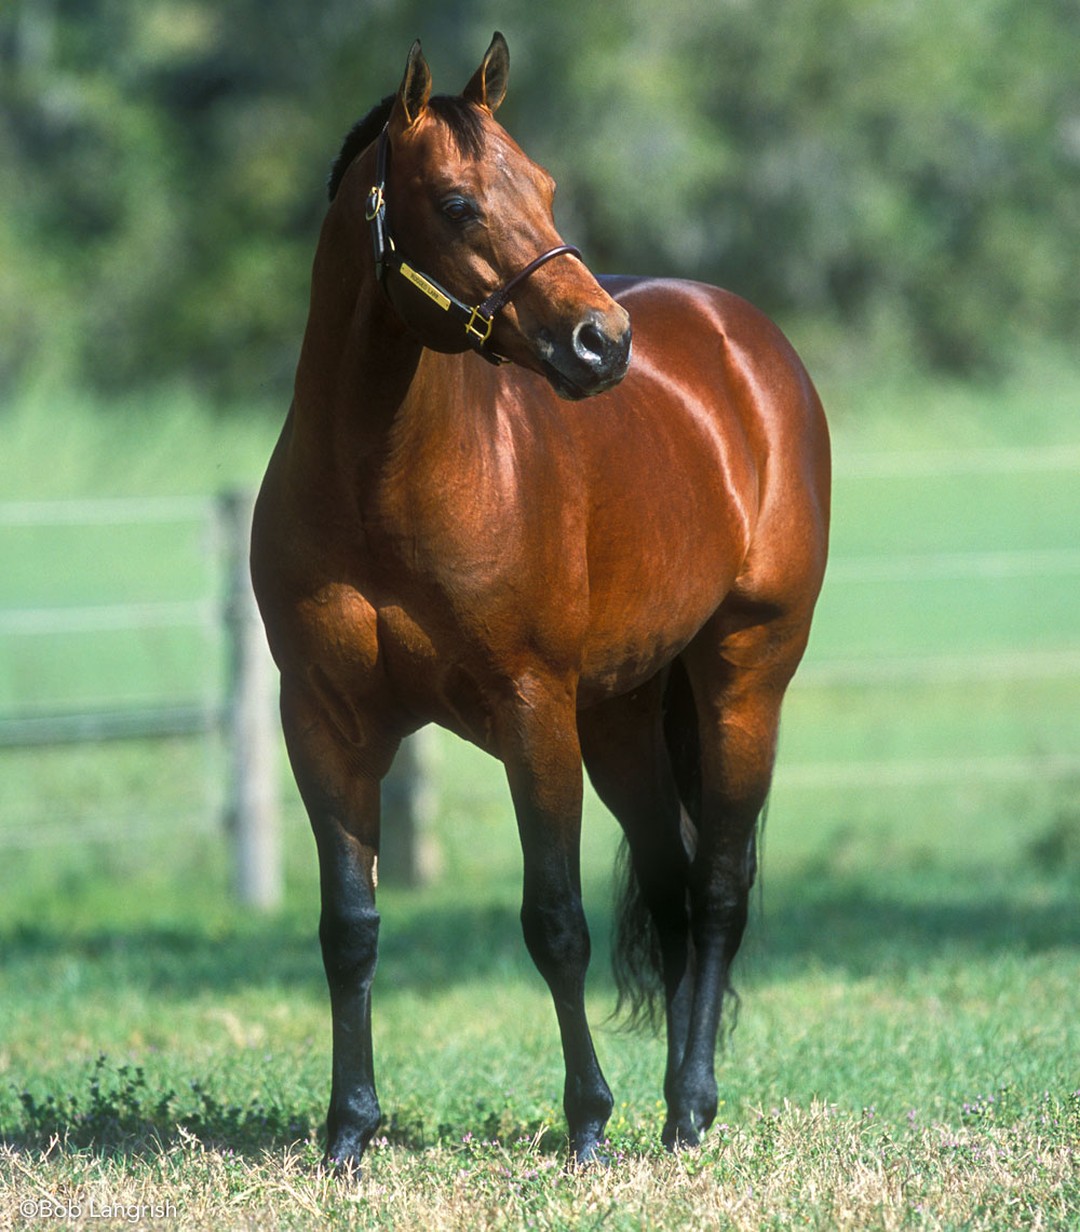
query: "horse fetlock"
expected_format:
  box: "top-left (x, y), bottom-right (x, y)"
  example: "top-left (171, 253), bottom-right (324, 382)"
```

top-left (326, 1092), bottom-right (381, 1168)
top-left (564, 1098), bottom-right (612, 1165)
top-left (567, 1098), bottom-right (612, 1165)
top-left (565, 1076), bottom-right (613, 1123)
top-left (664, 1070), bottom-right (717, 1150)
top-left (662, 1099), bottom-right (717, 1152)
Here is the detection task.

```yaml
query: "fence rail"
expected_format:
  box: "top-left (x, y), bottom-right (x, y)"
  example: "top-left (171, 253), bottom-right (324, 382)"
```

top-left (0, 496), bottom-right (211, 525)
top-left (798, 647), bottom-right (1080, 687)
top-left (0, 492), bottom-right (282, 906)
top-left (0, 703), bottom-right (219, 747)
top-left (0, 600), bottom-right (215, 636)
top-left (778, 752), bottom-right (1080, 791)
top-left (0, 491), bottom-right (437, 896)
top-left (826, 548), bottom-right (1080, 582)
top-left (837, 443), bottom-right (1080, 477)
top-left (2, 447), bottom-right (1078, 884)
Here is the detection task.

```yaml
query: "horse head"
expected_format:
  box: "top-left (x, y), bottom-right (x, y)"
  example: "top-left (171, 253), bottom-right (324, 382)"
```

top-left (372, 33), bottom-right (632, 400)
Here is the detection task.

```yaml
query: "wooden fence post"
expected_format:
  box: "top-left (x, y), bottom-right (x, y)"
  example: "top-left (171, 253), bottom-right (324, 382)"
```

top-left (219, 490), bottom-right (283, 910)
top-left (379, 728), bottom-right (443, 887)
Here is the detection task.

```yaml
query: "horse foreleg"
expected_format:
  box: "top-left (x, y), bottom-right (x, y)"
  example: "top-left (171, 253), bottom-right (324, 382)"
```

top-left (500, 678), bottom-right (613, 1163)
top-left (281, 681), bottom-right (392, 1171)
top-left (312, 810), bottom-right (380, 1167)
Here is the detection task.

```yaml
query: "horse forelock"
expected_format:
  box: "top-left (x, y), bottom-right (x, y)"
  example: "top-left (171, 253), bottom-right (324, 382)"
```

top-left (328, 94), bottom-right (489, 203)
top-left (426, 95), bottom-right (487, 160)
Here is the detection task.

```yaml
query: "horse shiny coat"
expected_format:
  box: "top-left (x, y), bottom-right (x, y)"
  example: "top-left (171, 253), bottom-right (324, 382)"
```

top-left (251, 33), bottom-right (830, 1168)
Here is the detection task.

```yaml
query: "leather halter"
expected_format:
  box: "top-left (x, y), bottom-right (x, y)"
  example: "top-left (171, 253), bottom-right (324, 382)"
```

top-left (365, 125), bottom-right (581, 365)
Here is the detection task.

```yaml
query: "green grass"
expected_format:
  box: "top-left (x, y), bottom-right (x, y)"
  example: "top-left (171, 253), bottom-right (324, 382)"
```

top-left (2, 838), bottom-right (1078, 1228)
top-left (2, 359), bottom-right (1080, 1228)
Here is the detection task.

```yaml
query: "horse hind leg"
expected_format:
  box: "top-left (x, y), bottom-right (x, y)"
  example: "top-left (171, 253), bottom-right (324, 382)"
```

top-left (577, 673), bottom-right (697, 1135)
top-left (662, 610), bottom-right (807, 1149)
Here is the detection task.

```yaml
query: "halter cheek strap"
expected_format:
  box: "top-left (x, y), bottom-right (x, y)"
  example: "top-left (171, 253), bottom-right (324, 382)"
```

top-left (365, 126), bottom-right (581, 364)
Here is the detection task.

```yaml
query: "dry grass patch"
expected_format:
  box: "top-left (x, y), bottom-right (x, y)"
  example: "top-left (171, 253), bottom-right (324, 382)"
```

top-left (4, 1094), bottom-right (1076, 1231)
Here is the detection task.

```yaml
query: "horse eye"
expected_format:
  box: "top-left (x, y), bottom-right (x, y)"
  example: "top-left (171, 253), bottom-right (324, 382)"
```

top-left (441, 197), bottom-right (477, 224)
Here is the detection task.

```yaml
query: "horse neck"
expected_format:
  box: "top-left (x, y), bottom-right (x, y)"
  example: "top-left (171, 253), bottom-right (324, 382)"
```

top-left (289, 177), bottom-right (429, 464)
top-left (288, 171), bottom-right (507, 496)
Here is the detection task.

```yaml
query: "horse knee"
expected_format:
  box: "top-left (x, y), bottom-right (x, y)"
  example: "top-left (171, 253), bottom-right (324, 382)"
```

top-left (320, 906), bottom-right (380, 988)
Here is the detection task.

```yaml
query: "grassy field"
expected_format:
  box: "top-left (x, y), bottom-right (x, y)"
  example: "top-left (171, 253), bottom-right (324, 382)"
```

top-left (2, 355), bottom-right (1080, 1229)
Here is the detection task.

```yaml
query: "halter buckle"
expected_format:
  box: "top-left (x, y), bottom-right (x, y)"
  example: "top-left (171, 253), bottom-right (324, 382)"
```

top-left (464, 306), bottom-right (494, 344)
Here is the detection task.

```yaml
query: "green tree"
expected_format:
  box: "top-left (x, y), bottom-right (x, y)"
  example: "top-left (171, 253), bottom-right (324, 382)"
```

top-left (1, 0), bottom-right (1077, 402)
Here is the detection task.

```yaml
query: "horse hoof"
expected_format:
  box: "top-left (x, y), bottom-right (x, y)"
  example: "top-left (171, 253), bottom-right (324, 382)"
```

top-left (568, 1149), bottom-right (611, 1171)
top-left (568, 1135), bottom-right (611, 1170)
top-left (321, 1135), bottom-right (368, 1179)
top-left (321, 1153), bottom-right (365, 1181)
top-left (662, 1120), bottom-right (701, 1152)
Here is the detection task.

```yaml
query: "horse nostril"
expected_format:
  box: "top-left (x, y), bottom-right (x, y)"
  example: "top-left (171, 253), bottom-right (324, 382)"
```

top-left (573, 320), bottom-right (608, 366)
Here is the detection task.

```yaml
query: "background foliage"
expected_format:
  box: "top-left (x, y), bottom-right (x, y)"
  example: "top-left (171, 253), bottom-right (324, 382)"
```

top-left (2, 0), bottom-right (1078, 403)
top-left (2, 7), bottom-right (1079, 1224)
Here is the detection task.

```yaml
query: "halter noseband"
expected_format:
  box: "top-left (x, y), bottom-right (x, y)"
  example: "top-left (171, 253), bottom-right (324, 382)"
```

top-left (365, 125), bottom-right (581, 365)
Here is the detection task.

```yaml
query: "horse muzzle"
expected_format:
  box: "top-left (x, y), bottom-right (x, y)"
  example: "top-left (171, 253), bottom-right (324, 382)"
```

top-left (539, 308), bottom-right (633, 401)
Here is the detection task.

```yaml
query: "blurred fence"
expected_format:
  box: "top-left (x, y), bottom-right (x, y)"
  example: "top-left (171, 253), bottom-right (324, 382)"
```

top-left (2, 446), bottom-right (1079, 895)
top-left (0, 492), bottom-right (437, 902)
top-left (773, 444), bottom-right (1080, 803)
top-left (0, 493), bottom-right (284, 906)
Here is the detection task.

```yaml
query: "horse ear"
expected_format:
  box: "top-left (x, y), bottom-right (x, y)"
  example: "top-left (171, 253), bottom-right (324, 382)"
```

top-left (394, 39), bottom-right (432, 128)
top-left (463, 31), bottom-right (509, 113)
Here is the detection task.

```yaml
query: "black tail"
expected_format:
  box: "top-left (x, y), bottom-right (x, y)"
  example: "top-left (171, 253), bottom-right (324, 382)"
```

top-left (612, 659), bottom-right (768, 1034)
top-left (612, 659), bottom-right (701, 1031)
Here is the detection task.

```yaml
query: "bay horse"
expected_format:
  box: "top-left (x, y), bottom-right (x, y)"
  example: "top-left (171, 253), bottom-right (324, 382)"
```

top-left (251, 32), bottom-right (829, 1168)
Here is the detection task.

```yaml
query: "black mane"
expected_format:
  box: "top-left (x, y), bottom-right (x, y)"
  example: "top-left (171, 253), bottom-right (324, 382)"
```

top-left (327, 94), bottom-right (488, 202)
top-left (328, 95), bottom-right (394, 202)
